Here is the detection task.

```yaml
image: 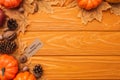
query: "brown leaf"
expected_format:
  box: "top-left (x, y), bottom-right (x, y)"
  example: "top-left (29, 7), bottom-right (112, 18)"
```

top-left (36, 0), bottom-right (53, 13)
top-left (66, 0), bottom-right (77, 8)
top-left (46, 0), bottom-right (66, 6)
top-left (78, 2), bottom-right (111, 24)
top-left (23, 0), bottom-right (36, 16)
top-left (17, 14), bottom-right (29, 34)
top-left (18, 38), bottom-right (27, 55)
top-left (46, 0), bottom-right (76, 7)
top-left (110, 3), bottom-right (120, 15)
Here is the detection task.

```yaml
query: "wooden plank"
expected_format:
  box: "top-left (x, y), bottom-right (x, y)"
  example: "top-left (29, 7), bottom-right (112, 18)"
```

top-left (19, 31), bottom-right (120, 56)
top-left (28, 7), bottom-right (120, 31)
top-left (30, 56), bottom-right (120, 80)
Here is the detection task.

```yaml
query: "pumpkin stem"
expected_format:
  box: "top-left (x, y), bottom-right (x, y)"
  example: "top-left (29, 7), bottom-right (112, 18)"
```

top-left (1, 68), bottom-right (5, 76)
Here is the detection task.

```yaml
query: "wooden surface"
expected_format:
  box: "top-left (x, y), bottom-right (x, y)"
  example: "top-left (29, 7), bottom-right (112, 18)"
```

top-left (20, 6), bottom-right (120, 80)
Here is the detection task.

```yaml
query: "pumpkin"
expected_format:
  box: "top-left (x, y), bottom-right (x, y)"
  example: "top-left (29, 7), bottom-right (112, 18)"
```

top-left (14, 71), bottom-right (36, 80)
top-left (106, 0), bottom-right (120, 3)
top-left (77, 0), bottom-right (103, 10)
top-left (0, 54), bottom-right (18, 80)
top-left (0, 0), bottom-right (22, 8)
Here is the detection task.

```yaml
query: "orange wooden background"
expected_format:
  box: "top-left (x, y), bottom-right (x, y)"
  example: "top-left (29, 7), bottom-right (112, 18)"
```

top-left (19, 6), bottom-right (120, 80)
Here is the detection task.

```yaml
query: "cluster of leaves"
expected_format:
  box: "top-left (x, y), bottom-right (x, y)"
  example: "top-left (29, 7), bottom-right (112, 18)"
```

top-left (1, 0), bottom-right (120, 31)
top-left (78, 1), bottom-right (120, 24)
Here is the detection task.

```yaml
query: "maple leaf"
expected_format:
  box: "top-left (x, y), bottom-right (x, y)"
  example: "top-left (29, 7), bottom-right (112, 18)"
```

top-left (47, 0), bottom-right (76, 7)
top-left (23, 0), bottom-right (36, 16)
top-left (110, 3), bottom-right (120, 16)
top-left (78, 2), bottom-right (111, 24)
top-left (17, 14), bottom-right (29, 34)
top-left (66, 0), bottom-right (77, 8)
top-left (36, 0), bottom-right (53, 13)
top-left (46, 0), bottom-right (66, 6)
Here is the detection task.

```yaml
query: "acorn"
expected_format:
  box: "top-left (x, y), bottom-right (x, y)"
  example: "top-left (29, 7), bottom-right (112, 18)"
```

top-left (3, 31), bottom-right (17, 41)
top-left (0, 8), bottom-right (6, 27)
top-left (18, 7), bottom-right (25, 13)
top-left (0, 35), bottom-right (3, 41)
top-left (19, 55), bottom-right (27, 63)
top-left (22, 65), bottom-right (29, 72)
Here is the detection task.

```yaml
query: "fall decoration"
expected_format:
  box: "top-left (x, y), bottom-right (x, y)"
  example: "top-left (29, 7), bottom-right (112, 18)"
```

top-left (78, 2), bottom-right (111, 24)
top-left (49, 0), bottom-right (77, 8)
top-left (0, 0), bottom-right (22, 8)
top-left (77, 0), bottom-right (103, 10)
top-left (7, 18), bottom-right (18, 30)
top-left (0, 40), bottom-right (17, 54)
top-left (0, 54), bottom-right (18, 80)
top-left (19, 55), bottom-right (27, 63)
top-left (110, 3), bottom-right (120, 15)
top-left (22, 65), bottom-right (29, 72)
top-left (14, 71), bottom-right (36, 80)
top-left (0, 35), bottom-right (3, 41)
top-left (0, 0), bottom-right (120, 80)
top-left (0, 8), bottom-right (5, 27)
top-left (3, 31), bottom-right (17, 41)
top-left (106, 0), bottom-right (120, 3)
top-left (33, 64), bottom-right (43, 78)
top-left (18, 7), bottom-right (25, 13)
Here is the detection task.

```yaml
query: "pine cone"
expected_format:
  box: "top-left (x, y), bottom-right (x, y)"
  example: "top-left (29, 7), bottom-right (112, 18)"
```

top-left (0, 40), bottom-right (17, 54)
top-left (33, 64), bottom-right (43, 78)
top-left (7, 18), bottom-right (18, 30)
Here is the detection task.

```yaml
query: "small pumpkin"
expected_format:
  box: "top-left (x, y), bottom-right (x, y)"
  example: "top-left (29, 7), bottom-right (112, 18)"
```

top-left (0, 54), bottom-right (18, 80)
top-left (0, 0), bottom-right (22, 8)
top-left (14, 71), bottom-right (36, 80)
top-left (77, 0), bottom-right (103, 10)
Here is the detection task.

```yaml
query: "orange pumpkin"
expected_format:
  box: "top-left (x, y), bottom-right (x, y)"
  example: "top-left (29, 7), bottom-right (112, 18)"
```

top-left (77, 0), bottom-right (103, 10)
top-left (0, 0), bottom-right (22, 8)
top-left (0, 54), bottom-right (18, 80)
top-left (14, 71), bottom-right (36, 80)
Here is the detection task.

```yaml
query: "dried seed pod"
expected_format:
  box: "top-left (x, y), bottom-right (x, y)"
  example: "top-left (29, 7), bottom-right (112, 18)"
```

top-left (19, 55), bottom-right (27, 63)
top-left (3, 31), bottom-right (17, 41)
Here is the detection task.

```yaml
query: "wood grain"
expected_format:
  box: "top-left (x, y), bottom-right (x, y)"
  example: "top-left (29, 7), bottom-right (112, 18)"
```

top-left (30, 56), bottom-right (120, 80)
top-left (28, 7), bottom-right (120, 31)
top-left (19, 31), bottom-right (120, 56)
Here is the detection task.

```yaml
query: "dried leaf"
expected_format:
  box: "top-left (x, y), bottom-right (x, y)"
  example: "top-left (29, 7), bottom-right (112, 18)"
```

top-left (23, 0), bottom-right (36, 16)
top-left (46, 0), bottom-right (66, 6)
top-left (46, 0), bottom-right (76, 7)
top-left (18, 38), bottom-right (27, 55)
top-left (37, 0), bottom-right (53, 13)
top-left (66, 0), bottom-right (77, 8)
top-left (17, 14), bottom-right (29, 34)
top-left (110, 3), bottom-right (120, 15)
top-left (78, 2), bottom-right (111, 24)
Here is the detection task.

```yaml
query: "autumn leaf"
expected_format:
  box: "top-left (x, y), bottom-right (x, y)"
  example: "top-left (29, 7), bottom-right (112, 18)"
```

top-left (23, 0), bottom-right (36, 16)
top-left (66, 0), bottom-right (77, 8)
top-left (36, 0), bottom-right (53, 13)
top-left (78, 2), bottom-right (111, 24)
top-left (17, 14), bottom-right (29, 34)
top-left (110, 3), bottom-right (120, 16)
